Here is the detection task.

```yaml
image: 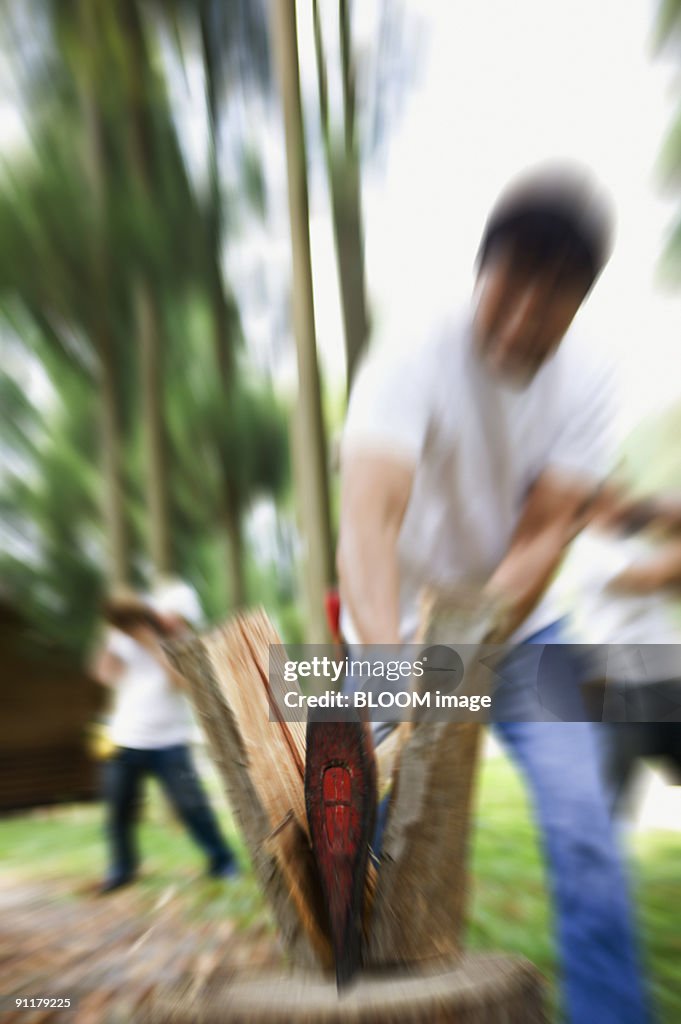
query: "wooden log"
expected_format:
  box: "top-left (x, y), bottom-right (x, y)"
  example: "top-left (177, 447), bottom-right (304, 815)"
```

top-left (366, 588), bottom-right (506, 968)
top-left (168, 612), bottom-right (332, 969)
top-left (145, 955), bottom-right (547, 1024)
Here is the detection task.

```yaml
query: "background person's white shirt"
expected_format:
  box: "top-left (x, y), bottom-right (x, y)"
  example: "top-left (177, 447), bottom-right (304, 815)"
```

top-left (340, 309), bottom-right (618, 646)
top-left (107, 630), bottom-right (194, 749)
top-left (556, 529), bottom-right (681, 682)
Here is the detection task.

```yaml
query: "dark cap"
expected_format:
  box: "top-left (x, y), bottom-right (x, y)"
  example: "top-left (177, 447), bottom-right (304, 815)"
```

top-left (477, 164), bottom-right (615, 287)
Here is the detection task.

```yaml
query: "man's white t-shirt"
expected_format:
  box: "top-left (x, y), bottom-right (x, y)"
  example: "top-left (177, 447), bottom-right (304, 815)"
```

top-left (108, 630), bottom-right (194, 749)
top-left (340, 310), bottom-right (618, 646)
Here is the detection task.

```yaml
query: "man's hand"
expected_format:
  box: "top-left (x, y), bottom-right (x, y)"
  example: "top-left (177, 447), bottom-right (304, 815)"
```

top-left (608, 565), bottom-right (664, 595)
top-left (130, 623), bottom-right (163, 652)
top-left (485, 467), bottom-right (599, 639)
top-left (644, 495), bottom-right (681, 534)
top-left (337, 450), bottom-right (415, 645)
top-left (609, 539), bottom-right (681, 595)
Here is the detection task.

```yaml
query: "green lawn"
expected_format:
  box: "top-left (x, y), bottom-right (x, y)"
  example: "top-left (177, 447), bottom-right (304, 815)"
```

top-left (2, 755), bottom-right (678, 1022)
top-left (468, 757), bottom-right (681, 1022)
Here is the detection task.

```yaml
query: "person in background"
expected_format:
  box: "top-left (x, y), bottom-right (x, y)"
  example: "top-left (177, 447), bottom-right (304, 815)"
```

top-left (92, 581), bottom-right (237, 893)
top-left (559, 485), bottom-right (681, 817)
top-left (337, 165), bottom-right (653, 1023)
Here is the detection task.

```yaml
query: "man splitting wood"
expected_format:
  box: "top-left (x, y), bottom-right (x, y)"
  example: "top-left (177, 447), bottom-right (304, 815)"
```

top-left (333, 166), bottom-right (654, 1023)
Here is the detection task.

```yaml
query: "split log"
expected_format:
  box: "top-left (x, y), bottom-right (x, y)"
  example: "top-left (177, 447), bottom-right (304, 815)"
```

top-left (168, 610), bottom-right (331, 969)
top-left (147, 955), bottom-right (547, 1023)
top-left (170, 610), bottom-right (380, 972)
top-left (366, 588), bottom-right (507, 968)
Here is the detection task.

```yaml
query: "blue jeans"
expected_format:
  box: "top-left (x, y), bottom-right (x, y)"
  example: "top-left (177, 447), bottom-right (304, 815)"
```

top-left (373, 623), bottom-right (653, 1024)
top-left (494, 624), bottom-right (653, 1024)
top-left (104, 744), bottom-right (234, 880)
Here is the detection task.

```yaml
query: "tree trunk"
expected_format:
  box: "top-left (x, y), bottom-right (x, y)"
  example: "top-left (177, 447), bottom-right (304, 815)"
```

top-left (78, 0), bottom-right (129, 587)
top-left (135, 281), bottom-right (171, 575)
top-left (200, 0), bottom-right (247, 605)
top-left (98, 337), bottom-right (129, 588)
top-left (330, 151), bottom-right (369, 391)
top-left (200, 0), bottom-right (235, 392)
top-left (270, 0), bottom-right (334, 643)
top-left (313, 0), bottom-right (370, 392)
top-left (224, 478), bottom-right (247, 609)
top-left (121, 0), bottom-right (172, 578)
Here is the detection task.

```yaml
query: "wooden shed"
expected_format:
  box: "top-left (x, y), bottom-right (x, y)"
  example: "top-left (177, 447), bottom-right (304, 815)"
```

top-left (0, 600), bottom-right (105, 812)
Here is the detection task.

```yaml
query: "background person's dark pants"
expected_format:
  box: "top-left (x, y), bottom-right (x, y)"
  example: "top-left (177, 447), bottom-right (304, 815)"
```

top-left (602, 722), bottom-right (681, 817)
top-left (598, 680), bottom-right (681, 818)
top-left (104, 744), bottom-right (234, 882)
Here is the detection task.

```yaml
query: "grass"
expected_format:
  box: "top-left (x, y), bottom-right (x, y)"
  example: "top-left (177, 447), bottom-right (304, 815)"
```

top-left (1, 778), bottom-right (272, 936)
top-left (2, 755), bottom-right (679, 1022)
top-left (470, 757), bottom-right (680, 1023)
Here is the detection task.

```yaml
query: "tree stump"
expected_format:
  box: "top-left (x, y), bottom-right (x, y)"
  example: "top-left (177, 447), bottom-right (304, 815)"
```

top-left (145, 955), bottom-right (547, 1024)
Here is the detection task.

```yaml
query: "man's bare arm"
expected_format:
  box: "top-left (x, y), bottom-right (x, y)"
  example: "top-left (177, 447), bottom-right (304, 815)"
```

top-left (337, 451), bottom-right (414, 645)
top-left (485, 468), bottom-right (597, 639)
top-left (89, 646), bottom-right (125, 687)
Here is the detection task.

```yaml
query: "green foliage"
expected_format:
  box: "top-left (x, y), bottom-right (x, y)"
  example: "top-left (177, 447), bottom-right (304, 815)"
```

top-left (0, 0), bottom-right (292, 656)
top-left (620, 400), bottom-right (681, 495)
top-left (655, 0), bottom-right (681, 48)
top-left (238, 145), bottom-right (268, 219)
top-left (0, 370), bottom-right (104, 653)
top-left (655, 0), bottom-right (681, 280)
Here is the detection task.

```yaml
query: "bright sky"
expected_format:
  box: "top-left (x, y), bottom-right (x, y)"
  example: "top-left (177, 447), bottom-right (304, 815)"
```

top-left (299, 0), bottom-right (681, 437)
